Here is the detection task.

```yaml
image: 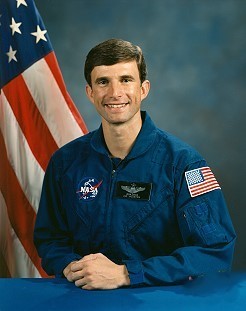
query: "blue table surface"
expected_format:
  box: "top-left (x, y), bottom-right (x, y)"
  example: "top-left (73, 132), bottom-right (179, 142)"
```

top-left (0, 273), bottom-right (246, 311)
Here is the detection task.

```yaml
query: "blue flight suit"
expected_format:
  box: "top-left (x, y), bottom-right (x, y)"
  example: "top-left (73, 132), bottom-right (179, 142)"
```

top-left (34, 111), bottom-right (236, 286)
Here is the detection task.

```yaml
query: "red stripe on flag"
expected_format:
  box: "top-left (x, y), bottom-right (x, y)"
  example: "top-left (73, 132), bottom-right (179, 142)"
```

top-left (0, 131), bottom-right (48, 277)
top-left (45, 52), bottom-right (88, 134)
top-left (3, 77), bottom-right (58, 171)
top-left (191, 182), bottom-right (221, 195)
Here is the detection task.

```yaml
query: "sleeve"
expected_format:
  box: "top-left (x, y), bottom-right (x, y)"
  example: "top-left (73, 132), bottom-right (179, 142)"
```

top-left (123, 160), bottom-right (236, 287)
top-left (33, 157), bottom-right (82, 277)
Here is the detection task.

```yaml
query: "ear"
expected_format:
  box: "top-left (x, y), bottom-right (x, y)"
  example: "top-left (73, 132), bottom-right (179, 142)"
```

top-left (85, 84), bottom-right (94, 103)
top-left (140, 80), bottom-right (150, 101)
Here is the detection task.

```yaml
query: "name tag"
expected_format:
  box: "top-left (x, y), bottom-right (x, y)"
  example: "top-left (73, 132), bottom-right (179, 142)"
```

top-left (115, 181), bottom-right (152, 200)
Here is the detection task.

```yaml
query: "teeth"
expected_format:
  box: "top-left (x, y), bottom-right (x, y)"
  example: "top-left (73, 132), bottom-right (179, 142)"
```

top-left (107, 104), bottom-right (126, 108)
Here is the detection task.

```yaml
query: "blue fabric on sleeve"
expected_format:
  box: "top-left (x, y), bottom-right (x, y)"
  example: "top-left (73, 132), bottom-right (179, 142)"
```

top-left (123, 260), bottom-right (144, 286)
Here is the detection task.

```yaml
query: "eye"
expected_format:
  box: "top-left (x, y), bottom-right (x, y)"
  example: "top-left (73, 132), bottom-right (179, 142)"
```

top-left (122, 78), bottom-right (130, 83)
top-left (121, 77), bottom-right (133, 83)
top-left (96, 78), bottom-right (108, 85)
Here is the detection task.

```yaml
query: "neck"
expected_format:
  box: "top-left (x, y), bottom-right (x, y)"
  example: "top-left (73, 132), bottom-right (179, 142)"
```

top-left (102, 115), bottom-right (142, 159)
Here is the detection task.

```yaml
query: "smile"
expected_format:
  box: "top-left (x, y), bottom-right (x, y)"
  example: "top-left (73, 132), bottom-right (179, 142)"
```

top-left (106, 103), bottom-right (128, 108)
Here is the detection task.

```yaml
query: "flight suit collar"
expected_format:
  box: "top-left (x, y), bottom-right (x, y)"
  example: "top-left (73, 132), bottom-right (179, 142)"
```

top-left (90, 111), bottom-right (158, 159)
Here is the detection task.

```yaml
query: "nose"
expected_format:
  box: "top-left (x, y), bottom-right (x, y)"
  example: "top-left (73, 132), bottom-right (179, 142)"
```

top-left (108, 81), bottom-right (123, 98)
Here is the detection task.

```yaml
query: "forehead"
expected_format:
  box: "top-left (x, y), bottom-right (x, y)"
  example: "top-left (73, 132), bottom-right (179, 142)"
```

top-left (91, 61), bottom-right (139, 80)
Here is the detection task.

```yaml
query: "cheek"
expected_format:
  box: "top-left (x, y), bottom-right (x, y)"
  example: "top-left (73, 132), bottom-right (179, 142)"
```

top-left (127, 86), bottom-right (141, 98)
top-left (90, 90), bottom-right (105, 103)
top-left (134, 90), bottom-right (143, 103)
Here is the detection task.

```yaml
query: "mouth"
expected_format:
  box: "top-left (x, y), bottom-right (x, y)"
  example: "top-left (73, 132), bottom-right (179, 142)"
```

top-left (105, 103), bottom-right (128, 108)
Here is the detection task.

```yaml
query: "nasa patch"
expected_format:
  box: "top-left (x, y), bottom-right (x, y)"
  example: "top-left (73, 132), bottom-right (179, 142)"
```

top-left (76, 177), bottom-right (103, 201)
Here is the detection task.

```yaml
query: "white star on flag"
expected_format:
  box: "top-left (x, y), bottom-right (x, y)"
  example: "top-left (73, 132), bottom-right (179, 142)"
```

top-left (10, 17), bottom-right (22, 35)
top-left (16, 0), bottom-right (28, 8)
top-left (31, 25), bottom-right (47, 43)
top-left (6, 45), bottom-right (17, 63)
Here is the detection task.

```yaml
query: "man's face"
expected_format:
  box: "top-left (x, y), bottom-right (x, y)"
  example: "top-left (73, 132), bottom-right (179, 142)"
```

top-left (86, 61), bottom-right (150, 126)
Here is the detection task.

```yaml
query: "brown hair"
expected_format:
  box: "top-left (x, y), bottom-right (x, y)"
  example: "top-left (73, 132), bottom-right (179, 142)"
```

top-left (84, 38), bottom-right (147, 86)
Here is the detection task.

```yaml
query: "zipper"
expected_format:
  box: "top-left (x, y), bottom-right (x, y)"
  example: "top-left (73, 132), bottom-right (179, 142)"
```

top-left (104, 157), bottom-right (124, 252)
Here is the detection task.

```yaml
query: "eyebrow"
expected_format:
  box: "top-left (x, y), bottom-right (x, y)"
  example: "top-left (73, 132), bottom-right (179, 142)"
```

top-left (94, 75), bottom-right (135, 83)
top-left (121, 75), bottom-right (135, 80)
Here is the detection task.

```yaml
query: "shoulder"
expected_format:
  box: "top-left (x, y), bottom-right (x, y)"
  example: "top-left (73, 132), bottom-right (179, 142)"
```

top-left (143, 112), bottom-right (202, 165)
top-left (48, 131), bottom-right (94, 171)
top-left (154, 128), bottom-right (204, 169)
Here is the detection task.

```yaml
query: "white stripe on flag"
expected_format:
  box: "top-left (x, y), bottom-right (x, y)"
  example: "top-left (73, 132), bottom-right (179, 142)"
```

top-left (0, 91), bottom-right (44, 212)
top-left (0, 191), bottom-right (41, 277)
top-left (22, 58), bottom-right (84, 148)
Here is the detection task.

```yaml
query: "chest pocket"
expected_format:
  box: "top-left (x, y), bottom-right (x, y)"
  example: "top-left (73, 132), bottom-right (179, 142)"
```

top-left (180, 201), bottom-right (229, 247)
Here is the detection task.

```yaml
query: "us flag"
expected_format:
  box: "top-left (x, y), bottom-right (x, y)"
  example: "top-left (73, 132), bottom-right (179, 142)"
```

top-left (185, 167), bottom-right (221, 198)
top-left (0, 0), bottom-right (87, 277)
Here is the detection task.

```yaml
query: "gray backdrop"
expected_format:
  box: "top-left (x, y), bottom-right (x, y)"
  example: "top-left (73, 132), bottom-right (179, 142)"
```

top-left (35, 0), bottom-right (246, 271)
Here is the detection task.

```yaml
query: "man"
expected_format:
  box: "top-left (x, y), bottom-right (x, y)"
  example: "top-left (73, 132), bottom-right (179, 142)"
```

top-left (34, 39), bottom-right (236, 290)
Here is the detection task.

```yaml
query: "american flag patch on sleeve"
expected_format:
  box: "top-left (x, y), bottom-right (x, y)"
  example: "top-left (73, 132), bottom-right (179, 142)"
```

top-left (185, 166), bottom-right (221, 197)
